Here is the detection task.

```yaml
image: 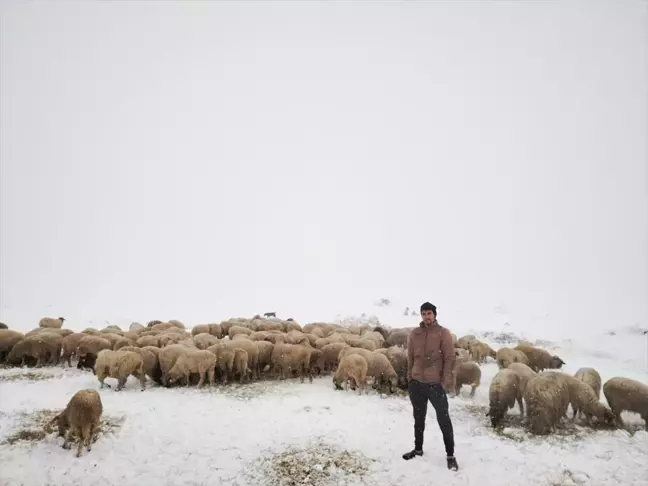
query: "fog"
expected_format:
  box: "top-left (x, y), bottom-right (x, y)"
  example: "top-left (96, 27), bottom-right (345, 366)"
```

top-left (1, 1), bottom-right (646, 336)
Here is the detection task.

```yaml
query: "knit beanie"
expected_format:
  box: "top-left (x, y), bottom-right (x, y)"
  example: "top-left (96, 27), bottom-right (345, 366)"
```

top-left (420, 302), bottom-right (437, 316)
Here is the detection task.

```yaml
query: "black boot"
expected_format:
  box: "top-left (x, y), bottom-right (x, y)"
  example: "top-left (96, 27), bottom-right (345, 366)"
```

top-left (402, 449), bottom-right (423, 460)
top-left (447, 456), bottom-right (458, 471)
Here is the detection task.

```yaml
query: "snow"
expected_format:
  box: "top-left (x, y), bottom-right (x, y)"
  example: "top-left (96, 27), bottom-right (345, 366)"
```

top-left (1, 328), bottom-right (647, 486)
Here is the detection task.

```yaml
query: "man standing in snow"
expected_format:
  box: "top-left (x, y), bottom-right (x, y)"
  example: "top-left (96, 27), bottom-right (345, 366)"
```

top-left (402, 302), bottom-right (459, 471)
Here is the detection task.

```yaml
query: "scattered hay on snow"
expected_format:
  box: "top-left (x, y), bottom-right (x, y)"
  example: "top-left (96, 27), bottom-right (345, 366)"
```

top-left (0, 371), bottom-right (56, 383)
top-left (1, 409), bottom-right (125, 446)
top-left (245, 439), bottom-right (376, 486)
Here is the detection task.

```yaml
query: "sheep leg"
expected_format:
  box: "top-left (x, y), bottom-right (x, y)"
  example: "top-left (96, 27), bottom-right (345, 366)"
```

top-left (76, 424), bottom-right (90, 457)
top-left (208, 367), bottom-right (215, 387)
top-left (116, 377), bottom-right (127, 391)
top-left (470, 384), bottom-right (477, 398)
top-left (90, 422), bottom-right (100, 444)
top-left (517, 396), bottom-right (524, 416)
top-left (197, 371), bottom-right (205, 388)
top-left (62, 429), bottom-right (73, 450)
top-left (138, 372), bottom-right (146, 391)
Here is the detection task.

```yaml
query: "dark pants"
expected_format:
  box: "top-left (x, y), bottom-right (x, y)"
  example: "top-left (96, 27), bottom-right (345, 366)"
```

top-left (408, 379), bottom-right (455, 456)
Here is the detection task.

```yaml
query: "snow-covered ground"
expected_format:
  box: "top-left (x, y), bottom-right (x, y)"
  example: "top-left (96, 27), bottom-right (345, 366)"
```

top-left (1, 325), bottom-right (646, 486)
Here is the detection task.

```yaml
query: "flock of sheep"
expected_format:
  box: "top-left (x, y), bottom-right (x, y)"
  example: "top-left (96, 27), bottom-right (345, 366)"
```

top-left (0, 316), bottom-right (647, 458)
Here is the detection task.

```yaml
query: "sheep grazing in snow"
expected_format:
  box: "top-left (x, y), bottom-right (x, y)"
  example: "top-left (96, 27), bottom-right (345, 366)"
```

top-left (166, 348), bottom-right (217, 387)
top-left (333, 354), bottom-right (369, 393)
top-left (270, 342), bottom-right (313, 383)
top-left (573, 367), bottom-right (602, 419)
top-left (233, 348), bottom-right (249, 383)
top-left (514, 344), bottom-right (565, 372)
top-left (48, 389), bottom-right (103, 457)
top-left (523, 373), bottom-right (571, 435)
top-left (603, 377), bottom-right (648, 430)
top-left (193, 332), bottom-right (220, 350)
top-left (61, 333), bottom-right (87, 367)
top-left (496, 347), bottom-right (530, 369)
top-left (39, 316), bottom-right (66, 329)
top-left (452, 361), bottom-right (481, 397)
top-left (542, 371), bottom-right (615, 426)
top-left (0, 329), bottom-right (24, 363)
top-left (221, 339), bottom-right (260, 379)
top-left (317, 342), bottom-right (350, 373)
top-left (487, 368), bottom-right (522, 427)
top-left (77, 335), bottom-right (112, 371)
top-left (118, 346), bottom-right (163, 385)
top-left (507, 362), bottom-right (537, 396)
top-left (94, 349), bottom-right (147, 391)
top-left (208, 343), bottom-right (236, 384)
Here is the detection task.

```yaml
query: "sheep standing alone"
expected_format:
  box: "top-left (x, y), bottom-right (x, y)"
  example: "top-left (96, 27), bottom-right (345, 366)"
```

top-left (487, 369), bottom-right (522, 427)
top-left (523, 374), bottom-right (571, 435)
top-left (452, 361), bottom-right (481, 397)
top-left (333, 354), bottom-right (369, 393)
top-left (48, 389), bottom-right (103, 457)
top-left (514, 344), bottom-right (565, 372)
top-left (603, 377), bottom-right (648, 430)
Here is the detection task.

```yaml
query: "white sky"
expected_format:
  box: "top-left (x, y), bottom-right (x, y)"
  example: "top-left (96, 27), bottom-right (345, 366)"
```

top-left (1, 1), bottom-right (646, 335)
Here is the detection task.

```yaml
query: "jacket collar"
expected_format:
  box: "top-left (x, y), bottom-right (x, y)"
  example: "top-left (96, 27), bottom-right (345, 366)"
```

top-left (419, 319), bottom-right (439, 329)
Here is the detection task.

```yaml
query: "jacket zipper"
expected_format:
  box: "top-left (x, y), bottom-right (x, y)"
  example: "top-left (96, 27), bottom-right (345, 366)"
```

top-left (422, 327), bottom-right (429, 379)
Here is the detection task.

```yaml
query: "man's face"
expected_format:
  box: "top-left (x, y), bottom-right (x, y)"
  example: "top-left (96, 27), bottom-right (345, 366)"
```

top-left (422, 310), bottom-right (435, 324)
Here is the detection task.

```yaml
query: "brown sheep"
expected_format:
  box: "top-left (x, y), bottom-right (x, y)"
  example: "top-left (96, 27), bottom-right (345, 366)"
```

top-left (524, 374), bottom-right (571, 435)
top-left (487, 368), bottom-right (522, 427)
top-left (39, 316), bottom-right (65, 329)
top-left (158, 344), bottom-right (191, 386)
top-left (469, 340), bottom-right (494, 363)
top-left (233, 348), bottom-right (249, 383)
top-left (542, 371), bottom-right (615, 426)
top-left (76, 335), bottom-right (112, 371)
top-left (136, 335), bottom-right (160, 348)
top-left (333, 354), bottom-right (369, 393)
top-left (496, 347), bottom-right (530, 369)
top-left (0, 329), bottom-right (24, 363)
top-left (119, 346), bottom-right (163, 385)
top-left (254, 340), bottom-right (275, 375)
top-left (222, 339), bottom-right (260, 379)
top-left (317, 342), bottom-right (350, 373)
top-left (207, 343), bottom-right (235, 384)
top-left (385, 329), bottom-right (410, 348)
top-left (6, 332), bottom-right (62, 367)
top-left (270, 342), bottom-right (313, 383)
top-left (456, 335), bottom-right (476, 350)
top-left (193, 333), bottom-right (220, 350)
top-left (514, 344), bottom-right (565, 372)
top-left (603, 377), bottom-right (648, 430)
top-left (507, 362), bottom-right (537, 396)
top-left (573, 367), bottom-right (602, 419)
top-left (94, 349), bottom-right (147, 391)
top-left (166, 349), bottom-right (217, 387)
top-left (61, 333), bottom-right (87, 367)
top-left (452, 361), bottom-right (481, 397)
top-left (48, 389), bottom-right (102, 457)
top-left (228, 325), bottom-right (254, 340)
